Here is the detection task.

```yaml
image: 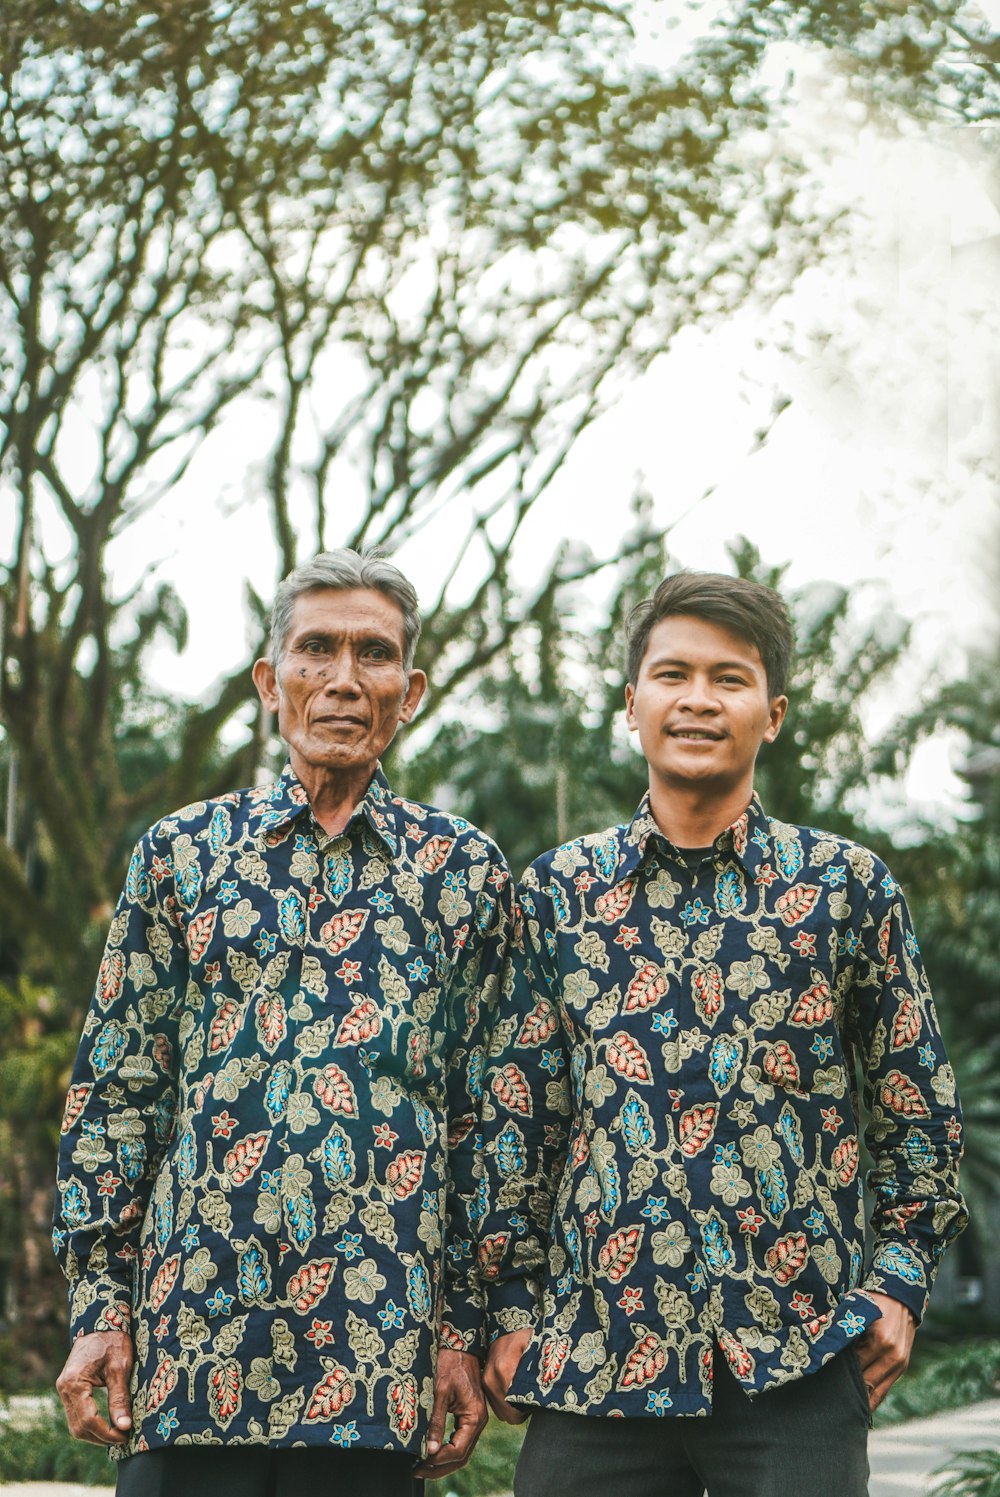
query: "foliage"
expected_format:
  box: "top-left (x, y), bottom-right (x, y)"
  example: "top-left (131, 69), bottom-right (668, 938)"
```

top-left (426, 1416), bottom-right (526, 1497)
top-left (932, 1450), bottom-right (1000, 1497)
top-left (0, 1400), bottom-right (113, 1485)
top-left (0, 0), bottom-right (809, 1381)
top-left (875, 1338), bottom-right (1000, 1428)
top-left (0, 0), bottom-right (991, 1390)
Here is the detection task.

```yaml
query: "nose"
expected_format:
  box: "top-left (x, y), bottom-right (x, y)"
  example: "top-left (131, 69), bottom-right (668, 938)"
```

top-left (322, 646), bottom-right (362, 694)
top-left (677, 673), bottom-right (720, 712)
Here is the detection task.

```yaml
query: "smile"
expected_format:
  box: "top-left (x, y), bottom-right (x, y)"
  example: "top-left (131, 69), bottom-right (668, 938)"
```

top-left (669, 729), bottom-right (724, 741)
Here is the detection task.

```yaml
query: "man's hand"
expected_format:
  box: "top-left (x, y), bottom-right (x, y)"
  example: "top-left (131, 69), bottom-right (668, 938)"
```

top-left (56, 1329), bottom-right (134, 1445)
top-left (413, 1347), bottom-right (487, 1481)
top-left (483, 1328), bottom-right (532, 1425)
top-left (855, 1292), bottom-right (918, 1412)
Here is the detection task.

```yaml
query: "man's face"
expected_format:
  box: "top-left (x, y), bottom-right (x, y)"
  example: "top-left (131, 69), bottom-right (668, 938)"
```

top-left (625, 613), bottom-right (786, 800)
top-left (252, 587), bottom-right (426, 785)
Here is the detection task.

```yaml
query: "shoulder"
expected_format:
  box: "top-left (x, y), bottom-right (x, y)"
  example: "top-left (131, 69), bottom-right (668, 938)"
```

top-left (141, 782), bottom-right (265, 847)
top-left (765, 815), bottom-right (898, 897)
top-left (521, 821), bottom-right (630, 890)
top-left (390, 793), bottom-right (510, 875)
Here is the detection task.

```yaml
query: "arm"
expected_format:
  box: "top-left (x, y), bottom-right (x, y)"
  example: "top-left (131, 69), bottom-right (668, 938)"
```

top-left (415, 850), bottom-right (514, 1478)
top-left (53, 828), bottom-right (187, 1441)
top-left (478, 874), bottom-right (572, 1421)
top-left (846, 866), bottom-right (967, 1404)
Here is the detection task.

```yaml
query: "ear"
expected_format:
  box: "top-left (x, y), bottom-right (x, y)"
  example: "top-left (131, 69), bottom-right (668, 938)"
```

top-left (399, 669), bottom-right (428, 724)
top-left (763, 695), bottom-right (788, 743)
top-left (252, 657), bottom-right (280, 713)
top-left (624, 682), bottom-right (638, 732)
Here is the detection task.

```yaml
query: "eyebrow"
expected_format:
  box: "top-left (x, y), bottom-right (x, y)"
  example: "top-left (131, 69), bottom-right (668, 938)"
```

top-left (648, 656), bottom-right (759, 672)
top-left (290, 628), bottom-right (402, 653)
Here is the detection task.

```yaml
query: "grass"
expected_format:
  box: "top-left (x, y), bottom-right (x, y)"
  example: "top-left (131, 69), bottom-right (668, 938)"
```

top-left (426, 1416), bottom-right (525, 1497)
top-left (931, 1450), bottom-right (1000, 1497)
top-left (875, 1337), bottom-right (1000, 1428)
top-left (0, 1401), bottom-right (115, 1486)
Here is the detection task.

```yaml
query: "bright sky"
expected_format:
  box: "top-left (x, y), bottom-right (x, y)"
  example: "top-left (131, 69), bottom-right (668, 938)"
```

top-left (7, 10), bottom-right (998, 825)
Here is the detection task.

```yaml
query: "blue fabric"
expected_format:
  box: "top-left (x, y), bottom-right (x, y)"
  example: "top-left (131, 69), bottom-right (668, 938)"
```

top-left (54, 764), bottom-right (512, 1453)
top-left (479, 794), bottom-right (966, 1416)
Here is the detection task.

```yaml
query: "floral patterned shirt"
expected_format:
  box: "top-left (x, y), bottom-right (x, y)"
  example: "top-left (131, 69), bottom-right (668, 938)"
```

top-left (54, 764), bottom-right (512, 1454)
top-left (478, 795), bottom-right (965, 1417)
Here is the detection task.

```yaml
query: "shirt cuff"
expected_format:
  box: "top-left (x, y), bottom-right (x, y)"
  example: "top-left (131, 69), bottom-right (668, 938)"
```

top-left (439, 1285), bottom-right (487, 1360)
top-left (484, 1276), bottom-right (540, 1342)
top-left (862, 1242), bottom-right (933, 1324)
top-left (68, 1274), bottom-right (133, 1339)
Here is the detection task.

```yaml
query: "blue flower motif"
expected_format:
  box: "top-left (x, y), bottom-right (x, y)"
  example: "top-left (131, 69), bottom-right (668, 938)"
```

top-left (651, 1010), bottom-right (678, 1036)
top-left (443, 870), bottom-right (467, 892)
top-left (509, 1212), bottom-right (528, 1236)
top-left (336, 1232), bottom-right (364, 1261)
top-left (804, 1208), bottom-right (826, 1238)
top-left (839, 1311), bottom-right (867, 1337)
top-left (881, 874), bottom-right (898, 896)
top-left (641, 1197), bottom-right (670, 1225)
top-left (407, 956), bottom-right (431, 983)
top-left (539, 1049), bottom-right (562, 1075)
top-left (369, 889), bottom-right (394, 913)
top-left (331, 1421), bottom-right (360, 1447)
top-left (217, 880), bottom-right (240, 905)
top-left (686, 1262), bottom-right (707, 1293)
top-left (378, 1300), bottom-right (405, 1331)
top-left (206, 1288), bottom-right (234, 1318)
top-left (646, 1390), bottom-right (673, 1415)
top-left (821, 865), bottom-right (847, 887)
top-left (182, 1225), bottom-right (200, 1250)
top-left (918, 1043), bottom-right (936, 1070)
top-left (810, 1035), bottom-right (834, 1062)
top-left (157, 1408), bottom-right (179, 1438)
top-left (253, 929), bottom-right (277, 956)
top-left (680, 899), bottom-right (712, 927)
top-left (837, 931), bottom-right (860, 957)
top-left (905, 931), bottom-right (920, 957)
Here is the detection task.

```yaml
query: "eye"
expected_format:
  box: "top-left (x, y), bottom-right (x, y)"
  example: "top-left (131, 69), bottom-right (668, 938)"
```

top-left (364, 644), bottom-right (392, 662)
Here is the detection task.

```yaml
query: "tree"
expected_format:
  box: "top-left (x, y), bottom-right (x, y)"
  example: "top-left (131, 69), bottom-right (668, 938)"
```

top-left (0, 0), bottom-right (985, 1382)
top-left (0, 0), bottom-right (820, 1386)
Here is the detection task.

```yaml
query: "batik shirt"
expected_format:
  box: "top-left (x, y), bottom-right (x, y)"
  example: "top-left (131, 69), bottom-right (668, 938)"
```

top-left (54, 764), bottom-right (512, 1454)
top-left (478, 794), bottom-right (965, 1417)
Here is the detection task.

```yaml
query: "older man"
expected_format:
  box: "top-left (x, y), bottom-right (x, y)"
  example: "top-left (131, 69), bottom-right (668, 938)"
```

top-left (54, 550), bottom-right (512, 1497)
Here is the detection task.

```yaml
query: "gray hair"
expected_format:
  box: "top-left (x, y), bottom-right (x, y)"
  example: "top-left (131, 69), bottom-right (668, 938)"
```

top-left (267, 549), bottom-right (422, 669)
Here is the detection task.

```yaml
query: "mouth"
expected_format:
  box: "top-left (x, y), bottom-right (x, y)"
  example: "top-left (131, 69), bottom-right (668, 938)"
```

top-left (314, 714), bottom-right (367, 729)
top-left (668, 728), bottom-right (724, 742)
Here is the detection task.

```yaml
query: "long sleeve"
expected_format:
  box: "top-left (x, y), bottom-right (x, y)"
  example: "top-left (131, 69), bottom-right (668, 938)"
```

top-left (479, 874), bottom-right (572, 1343)
top-left (53, 828), bottom-right (187, 1339)
top-left (846, 864), bottom-right (967, 1320)
top-left (437, 853), bottom-right (515, 1355)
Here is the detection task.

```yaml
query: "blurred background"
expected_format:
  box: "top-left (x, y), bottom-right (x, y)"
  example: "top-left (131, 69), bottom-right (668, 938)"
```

top-left (1, 0), bottom-right (998, 1489)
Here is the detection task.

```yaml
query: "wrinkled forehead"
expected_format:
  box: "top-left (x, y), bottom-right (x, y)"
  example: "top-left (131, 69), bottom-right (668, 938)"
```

top-left (285, 587), bottom-right (408, 648)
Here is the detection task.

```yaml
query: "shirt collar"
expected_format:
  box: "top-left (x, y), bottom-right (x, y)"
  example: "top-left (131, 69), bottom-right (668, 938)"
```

top-left (249, 762), bottom-right (400, 859)
top-left (616, 791), bottom-right (772, 882)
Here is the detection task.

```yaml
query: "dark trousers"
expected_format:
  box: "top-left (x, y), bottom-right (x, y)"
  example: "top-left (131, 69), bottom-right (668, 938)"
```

top-left (515, 1348), bottom-right (871, 1497)
top-left (115, 1445), bottom-right (419, 1497)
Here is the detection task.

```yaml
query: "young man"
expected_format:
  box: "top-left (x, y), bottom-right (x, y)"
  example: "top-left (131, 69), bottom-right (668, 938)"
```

top-left (54, 550), bottom-right (511, 1496)
top-left (478, 572), bottom-right (966, 1497)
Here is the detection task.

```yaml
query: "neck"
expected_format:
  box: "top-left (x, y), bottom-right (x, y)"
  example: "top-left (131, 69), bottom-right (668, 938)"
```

top-left (646, 777), bottom-right (754, 849)
top-left (290, 754), bottom-right (377, 837)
